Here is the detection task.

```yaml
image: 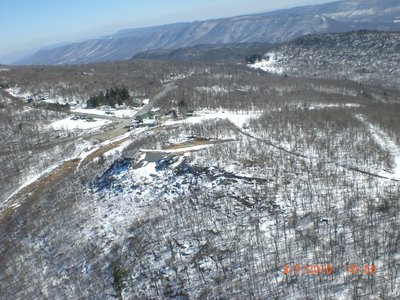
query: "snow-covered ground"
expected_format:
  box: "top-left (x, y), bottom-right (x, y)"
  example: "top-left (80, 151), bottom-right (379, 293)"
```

top-left (356, 114), bottom-right (400, 180)
top-left (248, 53), bottom-right (284, 74)
top-left (43, 97), bottom-right (78, 105)
top-left (5, 86), bottom-right (141, 111)
top-left (71, 107), bottom-right (138, 118)
top-left (2, 137), bottom-right (91, 209)
top-left (3, 103), bottom-right (400, 299)
top-left (196, 85), bottom-right (258, 95)
top-left (164, 109), bottom-right (261, 128)
top-left (2, 162), bottom-right (65, 207)
top-left (196, 86), bottom-right (229, 95)
top-left (6, 86), bottom-right (32, 100)
top-left (308, 103), bottom-right (362, 110)
top-left (49, 117), bottom-right (112, 131)
top-left (3, 126), bottom-right (141, 211)
top-left (2, 93), bottom-right (264, 217)
top-left (141, 144), bottom-right (213, 155)
top-left (78, 115), bottom-right (398, 298)
top-left (77, 130), bottom-right (141, 168)
top-left (6, 86), bottom-right (79, 105)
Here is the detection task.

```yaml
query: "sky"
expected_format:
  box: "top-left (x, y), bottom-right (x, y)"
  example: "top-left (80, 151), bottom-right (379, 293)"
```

top-left (0, 0), bottom-right (335, 61)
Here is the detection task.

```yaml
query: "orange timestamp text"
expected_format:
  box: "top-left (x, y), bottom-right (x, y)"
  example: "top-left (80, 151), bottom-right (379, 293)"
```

top-left (283, 263), bottom-right (333, 275)
top-left (345, 263), bottom-right (377, 276)
top-left (283, 263), bottom-right (377, 276)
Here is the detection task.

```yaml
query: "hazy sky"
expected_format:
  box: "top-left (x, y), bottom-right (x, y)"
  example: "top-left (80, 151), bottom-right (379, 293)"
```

top-left (0, 0), bottom-right (335, 58)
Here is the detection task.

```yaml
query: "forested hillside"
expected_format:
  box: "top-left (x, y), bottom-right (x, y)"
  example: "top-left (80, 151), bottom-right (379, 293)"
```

top-left (1, 56), bottom-right (400, 298)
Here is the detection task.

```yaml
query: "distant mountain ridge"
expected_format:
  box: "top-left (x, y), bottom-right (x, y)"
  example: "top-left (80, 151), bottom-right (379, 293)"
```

top-left (132, 42), bottom-right (273, 63)
top-left (16, 0), bottom-right (400, 65)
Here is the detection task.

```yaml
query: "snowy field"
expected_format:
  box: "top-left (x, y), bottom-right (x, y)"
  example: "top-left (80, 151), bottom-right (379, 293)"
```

top-left (6, 86), bottom-right (32, 100)
top-left (356, 114), bottom-right (400, 180)
top-left (248, 53), bottom-right (284, 74)
top-left (71, 107), bottom-right (139, 118)
top-left (49, 117), bottom-right (111, 131)
top-left (164, 109), bottom-right (262, 128)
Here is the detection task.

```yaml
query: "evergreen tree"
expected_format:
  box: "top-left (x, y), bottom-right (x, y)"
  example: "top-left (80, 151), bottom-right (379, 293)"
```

top-left (86, 86), bottom-right (131, 108)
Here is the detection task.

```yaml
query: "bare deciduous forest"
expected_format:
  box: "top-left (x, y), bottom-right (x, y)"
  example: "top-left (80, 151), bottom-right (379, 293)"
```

top-left (0, 46), bottom-right (400, 299)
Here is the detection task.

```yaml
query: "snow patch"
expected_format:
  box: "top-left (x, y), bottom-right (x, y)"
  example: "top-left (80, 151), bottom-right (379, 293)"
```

top-left (49, 117), bottom-right (111, 131)
top-left (164, 109), bottom-right (261, 128)
top-left (308, 103), bottom-right (361, 110)
top-left (196, 86), bottom-right (229, 95)
top-left (6, 86), bottom-right (31, 99)
top-left (141, 144), bottom-right (211, 154)
top-left (325, 8), bottom-right (378, 19)
top-left (356, 114), bottom-right (400, 179)
top-left (3, 163), bottom-right (63, 205)
top-left (248, 53), bottom-right (284, 74)
top-left (72, 107), bottom-right (138, 119)
top-left (103, 139), bottom-right (133, 158)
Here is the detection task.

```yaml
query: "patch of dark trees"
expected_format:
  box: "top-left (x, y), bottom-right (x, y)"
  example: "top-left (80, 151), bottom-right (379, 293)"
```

top-left (87, 86), bottom-right (133, 108)
top-left (245, 54), bottom-right (263, 64)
